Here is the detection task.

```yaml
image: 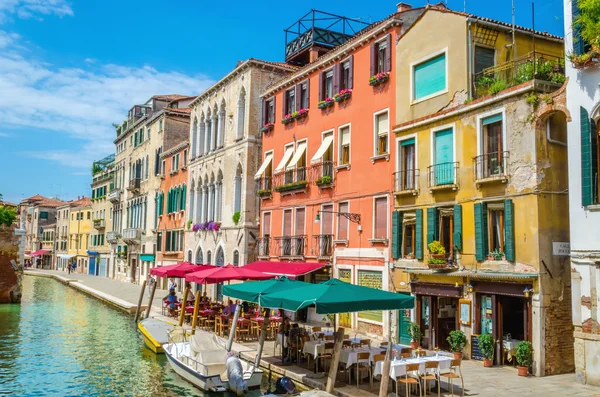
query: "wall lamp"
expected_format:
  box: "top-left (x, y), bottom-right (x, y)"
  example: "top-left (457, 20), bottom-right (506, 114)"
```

top-left (315, 210), bottom-right (361, 225)
top-left (523, 287), bottom-right (534, 298)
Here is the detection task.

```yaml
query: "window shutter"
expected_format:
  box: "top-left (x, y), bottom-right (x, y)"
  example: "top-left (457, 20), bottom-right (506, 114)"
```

top-left (415, 209), bottom-right (423, 260)
top-left (426, 207), bottom-right (438, 246)
top-left (282, 92), bottom-right (287, 117)
top-left (385, 34), bottom-right (392, 72)
top-left (474, 202), bottom-right (488, 261)
top-left (453, 204), bottom-right (462, 251)
top-left (392, 211), bottom-right (402, 259)
top-left (370, 43), bottom-right (376, 77)
top-left (504, 199), bottom-right (515, 261)
top-left (182, 185), bottom-right (187, 210)
top-left (295, 84), bottom-right (301, 111)
top-left (272, 97), bottom-right (276, 121)
top-left (261, 98), bottom-right (266, 126)
top-left (333, 63), bottom-right (340, 94)
top-left (572, 0), bottom-right (585, 55)
top-left (319, 71), bottom-right (324, 101)
top-left (580, 107), bottom-right (598, 206)
top-left (306, 79), bottom-right (310, 108)
top-left (348, 55), bottom-right (354, 89)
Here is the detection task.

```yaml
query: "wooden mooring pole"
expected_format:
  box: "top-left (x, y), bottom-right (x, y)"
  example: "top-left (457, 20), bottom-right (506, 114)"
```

top-left (144, 278), bottom-right (157, 319)
top-left (134, 280), bottom-right (147, 323)
top-left (325, 326), bottom-right (345, 394)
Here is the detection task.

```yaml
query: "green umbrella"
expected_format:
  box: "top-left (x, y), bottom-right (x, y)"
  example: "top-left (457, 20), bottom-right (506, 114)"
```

top-left (259, 278), bottom-right (415, 314)
top-left (221, 276), bottom-right (311, 303)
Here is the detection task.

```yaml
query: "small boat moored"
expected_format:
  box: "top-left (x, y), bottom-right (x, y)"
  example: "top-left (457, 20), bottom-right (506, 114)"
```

top-left (137, 318), bottom-right (174, 354)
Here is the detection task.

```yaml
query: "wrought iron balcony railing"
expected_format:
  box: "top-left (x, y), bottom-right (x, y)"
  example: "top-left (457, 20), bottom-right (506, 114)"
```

top-left (393, 169), bottom-right (419, 194)
top-left (427, 162), bottom-right (459, 189)
top-left (106, 231), bottom-right (120, 243)
top-left (108, 188), bottom-right (121, 203)
top-left (273, 167), bottom-right (308, 193)
top-left (127, 178), bottom-right (141, 192)
top-left (312, 234), bottom-right (333, 258)
top-left (473, 151), bottom-right (510, 182)
top-left (256, 177), bottom-right (272, 197)
top-left (122, 228), bottom-right (142, 244)
top-left (311, 161), bottom-right (335, 186)
top-left (274, 235), bottom-right (306, 257)
top-left (257, 236), bottom-right (271, 257)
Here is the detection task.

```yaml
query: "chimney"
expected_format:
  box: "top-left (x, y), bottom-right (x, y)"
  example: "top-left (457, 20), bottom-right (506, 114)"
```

top-left (397, 2), bottom-right (412, 12)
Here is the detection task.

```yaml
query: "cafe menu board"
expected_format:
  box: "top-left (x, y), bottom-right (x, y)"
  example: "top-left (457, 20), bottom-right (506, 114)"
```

top-left (459, 299), bottom-right (471, 326)
top-left (471, 335), bottom-right (484, 361)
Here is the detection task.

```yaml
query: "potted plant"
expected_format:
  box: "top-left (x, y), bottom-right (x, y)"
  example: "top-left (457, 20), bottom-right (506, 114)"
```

top-left (515, 341), bottom-right (533, 377)
top-left (260, 122), bottom-right (274, 133)
top-left (369, 71), bottom-right (390, 86)
top-left (293, 108), bottom-right (309, 120)
top-left (478, 334), bottom-right (495, 367)
top-left (186, 220), bottom-right (192, 230)
top-left (257, 189), bottom-right (272, 198)
top-left (427, 241), bottom-right (447, 269)
top-left (281, 114), bottom-right (294, 125)
top-left (317, 98), bottom-right (335, 109)
top-left (333, 89), bottom-right (352, 102)
top-left (232, 211), bottom-right (241, 225)
top-left (446, 330), bottom-right (467, 361)
top-left (315, 175), bottom-right (332, 186)
top-left (407, 322), bottom-right (422, 349)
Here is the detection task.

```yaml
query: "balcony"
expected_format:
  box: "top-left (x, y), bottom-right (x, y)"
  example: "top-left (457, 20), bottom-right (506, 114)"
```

top-left (273, 167), bottom-right (308, 195)
top-left (122, 228), bottom-right (142, 244)
top-left (256, 177), bottom-right (272, 199)
top-left (127, 178), bottom-right (141, 193)
top-left (93, 218), bottom-right (105, 229)
top-left (257, 236), bottom-right (271, 258)
top-left (106, 231), bottom-right (120, 243)
top-left (109, 188), bottom-right (121, 203)
top-left (312, 234), bottom-right (333, 258)
top-left (473, 151), bottom-right (510, 186)
top-left (427, 162), bottom-right (459, 192)
top-left (473, 51), bottom-right (565, 99)
top-left (393, 169), bottom-right (419, 196)
top-left (311, 161), bottom-right (335, 188)
top-left (274, 235), bottom-right (306, 258)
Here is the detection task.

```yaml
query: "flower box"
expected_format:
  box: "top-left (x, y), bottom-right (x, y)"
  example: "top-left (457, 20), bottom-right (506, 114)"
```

top-left (369, 72), bottom-right (390, 86)
top-left (293, 108), bottom-right (309, 120)
top-left (333, 89), bottom-right (352, 103)
top-left (192, 221), bottom-right (221, 232)
top-left (274, 180), bottom-right (308, 193)
top-left (257, 189), bottom-right (272, 198)
top-left (317, 98), bottom-right (335, 109)
top-left (281, 115), bottom-right (294, 125)
top-left (260, 123), bottom-right (274, 133)
top-left (315, 176), bottom-right (332, 186)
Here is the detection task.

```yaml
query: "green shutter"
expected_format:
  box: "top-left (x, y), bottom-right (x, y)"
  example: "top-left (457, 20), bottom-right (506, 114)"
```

top-left (414, 53), bottom-right (446, 100)
top-left (580, 107), bottom-right (598, 206)
top-left (453, 204), bottom-right (462, 251)
top-left (504, 199), bottom-right (515, 261)
top-left (426, 207), bottom-right (438, 247)
top-left (183, 185), bottom-right (187, 210)
top-left (92, 189), bottom-right (96, 199)
top-left (572, 0), bottom-right (586, 55)
top-left (166, 231), bottom-right (171, 251)
top-left (474, 202), bottom-right (488, 261)
top-left (391, 211), bottom-right (402, 259)
top-left (415, 209), bottom-right (423, 260)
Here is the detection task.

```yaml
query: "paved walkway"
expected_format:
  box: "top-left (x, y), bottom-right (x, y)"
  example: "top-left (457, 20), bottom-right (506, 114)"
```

top-left (24, 269), bottom-right (600, 396)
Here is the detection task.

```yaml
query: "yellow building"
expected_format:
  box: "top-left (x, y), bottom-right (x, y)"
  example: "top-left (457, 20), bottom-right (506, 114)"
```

top-left (68, 198), bottom-right (92, 273)
top-left (391, 4), bottom-right (571, 377)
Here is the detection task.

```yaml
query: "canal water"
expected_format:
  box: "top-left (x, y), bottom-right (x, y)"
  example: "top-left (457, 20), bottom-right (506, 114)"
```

top-left (0, 276), bottom-right (262, 397)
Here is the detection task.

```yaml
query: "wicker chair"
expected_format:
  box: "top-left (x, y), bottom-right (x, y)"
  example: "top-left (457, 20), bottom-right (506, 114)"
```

top-left (439, 359), bottom-right (464, 397)
top-left (396, 363), bottom-right (422, 397)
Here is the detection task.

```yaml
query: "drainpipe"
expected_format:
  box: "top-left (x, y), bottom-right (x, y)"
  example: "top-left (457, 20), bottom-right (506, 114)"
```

top-left (467, 19), bottom-right (473, 99)
top-left (546, 119), bottom-right (567, 147)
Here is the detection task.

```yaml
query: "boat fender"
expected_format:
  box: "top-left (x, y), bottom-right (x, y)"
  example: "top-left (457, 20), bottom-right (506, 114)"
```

top-left (226, 352), bottom-right (248, 396)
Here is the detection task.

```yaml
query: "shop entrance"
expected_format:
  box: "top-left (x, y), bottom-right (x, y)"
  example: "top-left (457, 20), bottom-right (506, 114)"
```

top-left (414, 286), bottom-right (460, 351)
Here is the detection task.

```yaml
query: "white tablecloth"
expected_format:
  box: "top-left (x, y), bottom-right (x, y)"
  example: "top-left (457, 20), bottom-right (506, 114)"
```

top-left (503, 339), bottom-right (521, 352)
top-left (302, 339), bottom-right (363, 358)
top-left (339, 347), bottom-right (385, 367)
top-left (374, 356), bottom-right (453, 378)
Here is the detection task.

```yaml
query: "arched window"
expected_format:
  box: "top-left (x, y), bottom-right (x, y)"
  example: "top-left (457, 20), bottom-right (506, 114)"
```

top-left (215, 247), bottom-right (225, 267)
top-left (199, 114), bottom-right (206, 155)
top-left (207, 250), bottom-right (212, 265)
top-left (233, 250), bottom-right (240, 266)
top-left (191, 117), bottom-right (198, 158)
top-left (206, 109), bottom-right (212, 153)
top-left (236, 88), bottom-right (246, 140)
top-left (234, 164), bottom-right (242, 216)
top-left (195, 247), bottom-right (203, 264)
top-left (218, 100), bottom-right (226, 148)
top-left (187, 250), bottom-right (192, 263)
top-left (216, 170), bottom-right (223, 222)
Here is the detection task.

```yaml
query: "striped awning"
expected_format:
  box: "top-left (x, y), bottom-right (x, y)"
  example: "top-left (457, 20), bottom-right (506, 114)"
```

top-left (31, 250), bottom-right (50, 257)
top-left (400, 268), bottom-right (538, 280)
top-left (58, 254), bottom-right (76, 259)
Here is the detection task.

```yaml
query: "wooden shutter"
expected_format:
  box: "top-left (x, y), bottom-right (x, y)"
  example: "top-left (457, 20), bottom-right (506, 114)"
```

top-left (306, 79), bottom-right (310, 108)
top-left (272, 97), bottom-right (276, 122)
top-left (348, 55), bottom-right (354, 89)
top-left (333, 64), bottom-right (340, 95)
top-left (261, 98), bottom-right (266, 125)
top-left (263, 212), bottom-right (271, 236)
top-left (474, 202), bottom-right (488, 261)
top-left (375, 197), bottom-right (388, 239)
top-left (282, 92), bottom-right (288, 117)
top-left (474, 46), bottom-right (495, 75)
top-left (370, 43), bottom-right (376, 77)
top-left (415, 209), bottom-right (423, 260)
top-left (392, 211), bottom-right (402, 259)
top-left (295, 84), bottom-right (301, 111)
top-left (504, 199), bottom-right (515, 261)
top-left (572, 0), bottom-right (585, 55)
top-left (321, 205), bottom-right (333, 235)
top-left (581, 106), bottom-right (598, 206)
top-left (182, 185), bottom-right (187, 210)
top-left (318, 71), bottom-right (324, 101)
top-left (385, 34), bottom-right (392, 72)
top-left (283, 210), bottom-right (292, 236)
top-left (453, 204), bottom-right (462, 251)
top-left (338, 202), bottom-right (349, 240)
top-left (426, 207), bottom-right (438, 246)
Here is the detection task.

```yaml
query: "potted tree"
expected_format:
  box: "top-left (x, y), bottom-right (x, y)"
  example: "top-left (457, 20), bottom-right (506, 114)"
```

top-left (446, 330), bottom-right (467, 361)
top-left (515, 341), bottom-right (533, 377)
top-left (407, 322), bottom-right (422, 349)
top-left (479, 334), bottom-right (495, 367)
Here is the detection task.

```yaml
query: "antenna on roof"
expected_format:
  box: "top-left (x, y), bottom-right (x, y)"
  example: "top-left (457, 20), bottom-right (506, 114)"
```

top-left (511, 0), bottom-right (516, 60)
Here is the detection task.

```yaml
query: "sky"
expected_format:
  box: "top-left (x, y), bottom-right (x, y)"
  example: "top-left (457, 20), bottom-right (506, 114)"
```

top-left (0, 0), bottom-right (565, 204)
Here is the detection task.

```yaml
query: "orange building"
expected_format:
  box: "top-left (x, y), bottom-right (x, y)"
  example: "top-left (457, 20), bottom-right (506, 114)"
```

top-left (255, 6), bottom-right (424, 334)
top-left (156, 139), bottom-right (189, 274)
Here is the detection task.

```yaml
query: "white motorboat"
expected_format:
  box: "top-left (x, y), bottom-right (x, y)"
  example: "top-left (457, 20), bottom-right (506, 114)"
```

top-left (163, 329), bottom-right (263, 395)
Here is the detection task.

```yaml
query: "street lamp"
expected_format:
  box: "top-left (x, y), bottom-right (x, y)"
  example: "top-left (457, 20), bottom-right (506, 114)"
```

top-left (314, 210), bottom-right (361, 225)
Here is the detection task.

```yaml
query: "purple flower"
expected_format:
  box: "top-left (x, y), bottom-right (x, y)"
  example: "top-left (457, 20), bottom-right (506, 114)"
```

top-left (192, 223), bottom-right (201, 232)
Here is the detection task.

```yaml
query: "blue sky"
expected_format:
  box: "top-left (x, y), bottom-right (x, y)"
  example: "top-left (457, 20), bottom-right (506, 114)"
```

top-left (0, 0), bottom-right (565, 204)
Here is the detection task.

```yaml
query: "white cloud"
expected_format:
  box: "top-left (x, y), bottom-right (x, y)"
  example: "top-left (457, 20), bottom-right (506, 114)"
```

top-left (0, 132), bottom-right (11, 137)
top-left (1, 29), bottom-right (213, 168)
top-left (0, 0), bottom-right (73, 23)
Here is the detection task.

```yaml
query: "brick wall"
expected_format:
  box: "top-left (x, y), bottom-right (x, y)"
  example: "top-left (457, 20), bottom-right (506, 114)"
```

top-left (544, 283), bottom-right (575, 375)
top-left (0, 226), bottom-right (22, 303)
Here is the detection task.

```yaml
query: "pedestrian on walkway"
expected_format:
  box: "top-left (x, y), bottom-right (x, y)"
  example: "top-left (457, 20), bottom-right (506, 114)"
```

top-left (147, 275), bottom-right (155, 294)
top-left (168, 277), bottom-right (177, 293)
top-left (68, 262), bottom-right (71, 274)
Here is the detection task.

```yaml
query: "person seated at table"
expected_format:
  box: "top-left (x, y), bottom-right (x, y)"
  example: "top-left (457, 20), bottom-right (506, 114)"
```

top-left (167, 291), bottom-right (178, 317)
top-left (168, 277), bottom-right (177, 293)
top-left (185, 283), bottom-right (196, 304)
top-left (280, 317), bottom-right (291, 336)
top-left (241, 300), bottom-right (249, 314)
top-left (224, 299), bottom-right (237, 315)
top-left (201, 291), bottom-right (211, 303)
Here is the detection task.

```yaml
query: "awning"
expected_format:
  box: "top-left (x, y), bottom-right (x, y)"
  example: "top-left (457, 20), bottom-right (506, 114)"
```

top-left (243, 261), bottom-right (326, 278)
top-left (140, 254), bottom-right (155, 262)
top-left (310, 135), bottom-right (334, 163)
top-left (286, 141), bottom-right (307, 170)
top-left (274, 146), bottom-right (294, 173)
top-left (254, 153), bottom-right (273, 179)
top-left (58, 254), bottom-right (76, 259)
top-left (31, 250), bottom-right (50, 257)
top-left (185, 264), bottom-right (275, 284)
top-left (87, 251), bottom-right (99, 256)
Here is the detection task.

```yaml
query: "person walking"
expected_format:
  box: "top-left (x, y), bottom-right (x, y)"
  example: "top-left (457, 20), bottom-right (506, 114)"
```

top-left (68, 262), bottom-right (71, 274)
top-left (148, 275), bottom-right (155, 295)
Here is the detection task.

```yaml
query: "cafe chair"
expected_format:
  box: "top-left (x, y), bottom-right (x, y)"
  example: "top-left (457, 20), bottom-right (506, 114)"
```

top-left (325, 335), bottom-right (334, 341)
top-left (421, 361), bottom-right (440, 396)
top-left (312, 326), bottom-right (322, 333)
top-left (355, 351), bottom-right (373, 390)
top-left (360, 339), bottom-right (371, 347)
top-left (401, 347), bottom-right (412, 355)
top-left (342, 340), bottom-right (352, 349)
top-left (344, 334), bottom-right (350, 339)
top-left (401, 352), bottom-right (412, 359)
top-left (235, 321), bottom-right (250, 341)
top-left (315, 342), bottom-right (335, 374)
top-left (379, 341), bottom-right (389, 348)
top-left (416, 350), bottom-right (427, 357)
top-left (396, 363), bottom-right (422, 397)
top-left (372, 353), bottom-right (386, 378)
top-left (439, 359), bottom-right (464, 397)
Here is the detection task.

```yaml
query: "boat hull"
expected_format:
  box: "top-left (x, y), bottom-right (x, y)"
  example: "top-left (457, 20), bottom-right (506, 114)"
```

top-left (137, 318), bottom-right (173, 354)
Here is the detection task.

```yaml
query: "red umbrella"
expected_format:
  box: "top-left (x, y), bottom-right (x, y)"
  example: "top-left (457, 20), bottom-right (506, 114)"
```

top-left (185, 264), bottom-right (276, 284)
top-left (150, 262), bottom-right (213, 278)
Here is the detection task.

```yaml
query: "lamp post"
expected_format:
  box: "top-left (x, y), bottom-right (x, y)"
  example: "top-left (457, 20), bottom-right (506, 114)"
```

top-left (314, 210), bottom-right (361, 225)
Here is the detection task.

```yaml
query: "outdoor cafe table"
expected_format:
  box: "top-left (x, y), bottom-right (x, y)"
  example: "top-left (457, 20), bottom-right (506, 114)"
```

top-left (302, 338), bottom-right (364, 359)
top-left (374, 355), bottom-right (453, 378)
